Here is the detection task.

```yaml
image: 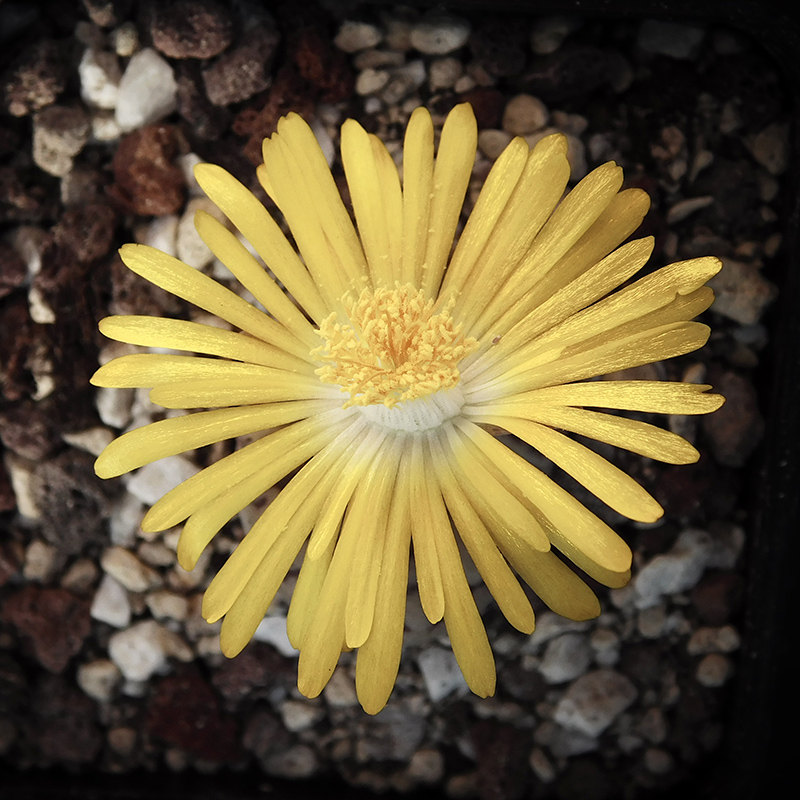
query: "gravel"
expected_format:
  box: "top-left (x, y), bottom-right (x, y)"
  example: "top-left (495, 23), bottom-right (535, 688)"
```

top-left (0, 1), bottom-right (790, 798)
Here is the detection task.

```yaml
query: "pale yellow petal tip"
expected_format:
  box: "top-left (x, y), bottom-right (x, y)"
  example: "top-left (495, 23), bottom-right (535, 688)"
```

top-left (219, 626), bottom-right (251, 659)
top-left (94, 449), bottom-right (123, 480)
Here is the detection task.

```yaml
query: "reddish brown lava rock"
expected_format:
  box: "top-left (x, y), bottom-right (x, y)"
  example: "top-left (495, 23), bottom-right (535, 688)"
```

top-left (52, 203), bottom-right (117, 264)
top-left (691, 572), bottom-right (745, 625)
top-left (0, 400), bottom-right (60, 461)
top-left (0, 241), bottom-right (26, 299)
top-left (109, 125), bottom-right (186, 215)
top-left (2, 586), bottom-right (92, 673)
top-left (0, 296), bottom-right (35, 402)
top-left (202, 22), bottom-right (280, 106)
top-left (212, 642), bottom-right (296, 708)
top-left (30, 674), bottom-right (102, 765)
top-left (151, 0), bottom-right (233, 60)
top-left (0, 539), bottom-right (22, 584)
top-left (3, 39), bottom-right (67, 117)
top-left (232, 66), bottom-right (316, 165)
top-left (458, 87), bottom-right (505, 129)
top-left (146, 666), bottom-right (244, 763)
top-left (472, 720), bottom-right (530, 800)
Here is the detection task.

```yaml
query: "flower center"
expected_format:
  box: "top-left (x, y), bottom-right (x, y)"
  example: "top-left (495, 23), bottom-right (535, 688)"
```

top-left (314, 284), bottom-right (478, 409)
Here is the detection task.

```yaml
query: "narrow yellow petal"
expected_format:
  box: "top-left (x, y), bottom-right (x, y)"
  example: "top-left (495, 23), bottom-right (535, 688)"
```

top-left (401, 107), bottom-right (434, 287)
top-left (217, 470), bottom-right (337, 656)
top-left (355, 454), bottom-right (412, 714)
top-left (97, 316), bottom-right (309, 373)
top-left (471, 321), bottom-right (711, 400)
top-left (474, 405), bottom-right (699, 465)
top-left (261, 133), bottom-right (349, 305)
top-left (305, 425), bottom-right (388, 560)
top-left (142, 408), bottom-right (355, 531)
top-left (421, 103), bottom-right (477, 298)
top-left (119, 244), bottom-right (313, 362)
top-left (175, 418), bottom-right (361, 570)
top-left (489, 381), bottom-right (725, 415)
top-left (341, 119), bottom-right (403, 288)
top-left (409, 435), bottom-right (445, 623)
top-left (95, 399), bottom-right (333, 479)
top-left (150, 374), bottom-right (335, 409)
top-left (455, 420), bottom-right (632, 583)
top-left (439, 136), bottom-right (529, 301)
top-left (473, 161), bottom-right (624, 337)
top-left (193, 210), bottom-right (318, 345)
top-left (455, 134), bottom-right (570, 327)
top-left (345, 435), bottom-right (403, 649)
top-left (506, 546), bottom-right (602, 621)
top-left (193, 163), bottom-right (328, 322)
top-left (91, 353), bottom-right (309, 390)
top-left (442, 424), bottom-right (551, 553)
top-left (463, 236), bottom-right (655, 381)
top-left (492, 416), bottom-right (664, 523)
top-left (270, 113), bottom-right (368, 288)
top-left (436, 507), bottom-right (496, 698)
top-left (430, 431), bottom-right (535, 633)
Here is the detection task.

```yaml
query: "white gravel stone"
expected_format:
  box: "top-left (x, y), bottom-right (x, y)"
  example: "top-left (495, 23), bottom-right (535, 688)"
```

top-left (355, 68), bottom-right (390, 96)
top-left (111, 22), bottom-right (139, 57)
top-left (334, 20), bottom-right (383, 53)
top-left (126, 455), bottom-right (200, 506)
top-left (418, 647), bottom-right (469, 702)
top-left (503, 94), bottom-right (549, 135)
top-left (554, 669), bottom-right (638, 737)
top-left (687, 625), bottom-right (741, 655)
top-left (115, 48), bottom-right (177, 132)
top-left (666, 196), bottom-right (714, 225)
top-left (108, 620), bottom-right (191, 681)
top-left (323, 667), bottom-right (359, 708)
top-left (23, 540), bottom-right (59, 582)
top-left (637, 604), bottom-right (668, 638)
top-left (530, 17), bottom-right (576, 55)
top-left (549, 724), bottom-right (600, 757)
top-left (90, 111), bottom-right (122, 142)
top-left (529, 747), bottom-right (556, 783)
top-left (251, 615), bottom-right (298, 657)
top-left (90, 573), bottom-right (132, 628)
top-left (638, 707), bottom-right (668, 744)
top-left (410, 12), bottom-right (470, 55)
top-left (710, 259), bottom-right (777, 327)
top-left (32, 107), bottom-right (91, 177)
top-left (524, 611), bottom-right (591, 651)
top-left (477, 129), bottom-right (513, 160)
top-left (539, 633), bottom-right (592, 684)
top-left (381, 60), bottom-right (426, 105)
top-left (96, 386), bottom-right (134, 429)
top-left (176, 197), bottom-right (229, 269)
top-left (589, 628), bottom-right (620, 666)
top-left (3, 452), bottom-right (40, 520)
top-left (79, 49), bottom-right (122, 110)
top-left (280, 700), bottom-right (325, 733)
top-left (108, 493), bottom-right (145, 547)
top-left (101, 546), bottom-right (162, 592)
top-left (695, 653), bottom-right (734, 687)
top-left (61, 558), bottom-right (100, 594)
top-left (145, 589), bottom-right (189, 622)
top-left (633, 528), bottom-right (714, 608)
top-left (77, 659), bottom-right (122, 702)
top-left (750, 123), bottom-right (790, 175)
top-left (263, 744), bottom-right (319, 779)
top-left (408, 748), bottom-right (445, 784)
top-left (644, 747), bottom-right (675, 775)
top-left (142, 214), bottom-right (179, 256)
top-left (62, 426), bottom-right (115, 456)
top-left (637, 20), bottom-right (705, 59)
top-left (310, 117), bottom-right (335, 167)
top-left (429, 56), bottom-right (463, 90)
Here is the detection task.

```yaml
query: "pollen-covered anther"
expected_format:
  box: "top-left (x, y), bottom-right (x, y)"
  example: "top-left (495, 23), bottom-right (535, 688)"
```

top-left (314, 284), bottom-right (479, 408)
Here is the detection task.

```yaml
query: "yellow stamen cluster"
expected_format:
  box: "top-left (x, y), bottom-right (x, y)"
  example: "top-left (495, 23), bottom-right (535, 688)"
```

top-left (314, 284), bottom-right (479, 408)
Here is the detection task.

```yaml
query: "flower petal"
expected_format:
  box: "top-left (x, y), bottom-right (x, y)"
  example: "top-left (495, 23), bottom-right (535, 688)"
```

top-left (421, 103), bottom-right (477, 299)
top-left (97, 316), bottom-right (307, 372)
top-left (119, 244), bottom-right (313, 361)
top-left (142, 408), bottom-right (355, 531)
top-left (401, 107), bottom-right (434, 287)
top-left (193, 163), bottom-right (328, 322)
top-left (430, 430), bottom-right (535, 633)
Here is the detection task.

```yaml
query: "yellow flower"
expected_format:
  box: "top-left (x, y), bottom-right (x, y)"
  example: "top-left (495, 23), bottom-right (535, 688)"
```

top-left (92, 103), bottom-right (723, 714)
